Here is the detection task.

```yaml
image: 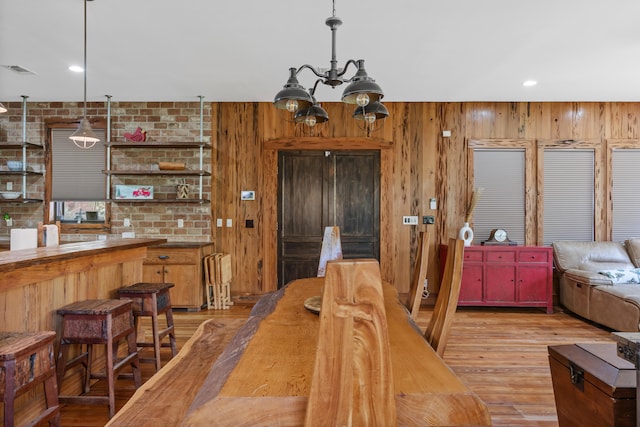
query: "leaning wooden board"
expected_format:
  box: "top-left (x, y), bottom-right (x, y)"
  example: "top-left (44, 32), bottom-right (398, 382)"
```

top-left (183, 276), bottom-right (491, 426)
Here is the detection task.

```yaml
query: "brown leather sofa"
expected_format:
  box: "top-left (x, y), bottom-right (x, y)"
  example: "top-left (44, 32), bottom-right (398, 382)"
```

top-left (552, 239), bottom-right (640, 331)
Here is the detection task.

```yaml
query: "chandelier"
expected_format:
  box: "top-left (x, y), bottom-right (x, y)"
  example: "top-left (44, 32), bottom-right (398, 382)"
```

top-left (273, 0), bottom-right (388, 131)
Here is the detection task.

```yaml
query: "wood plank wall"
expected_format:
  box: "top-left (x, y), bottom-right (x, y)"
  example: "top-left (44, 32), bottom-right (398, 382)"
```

top-left (210, 101), bottom-right (640, 297)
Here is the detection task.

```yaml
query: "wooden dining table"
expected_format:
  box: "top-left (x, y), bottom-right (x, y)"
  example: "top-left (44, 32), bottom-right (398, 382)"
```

top-left (181, 276), bottom-right (491, 426)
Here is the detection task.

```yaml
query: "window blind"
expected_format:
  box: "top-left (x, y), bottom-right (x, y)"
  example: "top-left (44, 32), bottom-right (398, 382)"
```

top-left (51, 128), bottom-right (106, 201)
top-left (612, 149), bottom-right (640, 241)
top-left (543, 149), bottom-right (594, 245)
top-left (473, 149), bottom-right (526, 245)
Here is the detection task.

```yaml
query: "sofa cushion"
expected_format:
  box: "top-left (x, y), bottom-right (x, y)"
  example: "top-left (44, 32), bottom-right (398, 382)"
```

top-left (598, 268), bottom-right (640, 284)
top-left (625, 238), bottom-right (640, 267)
top-left (553, 240), bottom-right (635, 273)
top-left (594, 284), bottom-right (640, 308)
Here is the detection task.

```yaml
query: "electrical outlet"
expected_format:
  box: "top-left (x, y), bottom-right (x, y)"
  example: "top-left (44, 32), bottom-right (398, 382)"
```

top-left (226, 218), bottom-right (232, 227)
top-left (123, 218), bottom-right (131, 227)
top-left (6, 182), bottom-right (12, 191)
top-left (216, 218), bottom-right (223, 227)
top-left (402, 216), bottom-right (419, 225)
top-left (423, 215), bottom-right (435, 224)
top-left (177, 219), bottom-right (184, 228)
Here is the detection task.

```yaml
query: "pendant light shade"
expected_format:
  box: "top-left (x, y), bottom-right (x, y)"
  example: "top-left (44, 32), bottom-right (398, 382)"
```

top-left (341, 60), bottom-right (384, 106)
top-left (353, 101), bottom-right (389, 122)
top-left (70, 0), bottom-right (99, 149)
top-left (274, 68), bottom-right (313, 112)
top-left (294, 100), bottom-right (329, 127)
top-left (69, 118), bottom-right (100, 148)
top-left (0, 102), bottom-right (7, 113)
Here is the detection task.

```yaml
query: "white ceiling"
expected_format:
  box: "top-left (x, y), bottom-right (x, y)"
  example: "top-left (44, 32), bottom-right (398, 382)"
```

top-left (2, 0), bottom-right (640, 103)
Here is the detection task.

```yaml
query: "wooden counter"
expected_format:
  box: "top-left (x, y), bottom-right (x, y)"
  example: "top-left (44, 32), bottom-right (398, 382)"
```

top-left (0, 237), bottom-right (166, 327)
top-left (0, 238), bottom-right (165, 423)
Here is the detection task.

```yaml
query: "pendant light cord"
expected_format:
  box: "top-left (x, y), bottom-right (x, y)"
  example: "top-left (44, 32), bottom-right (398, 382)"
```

top-left (82, 0), bottom-right (88, 119)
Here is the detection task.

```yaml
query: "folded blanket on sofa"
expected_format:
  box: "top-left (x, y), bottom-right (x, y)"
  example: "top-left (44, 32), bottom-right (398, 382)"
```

top-left (598, 268), bottom-right (640, 284)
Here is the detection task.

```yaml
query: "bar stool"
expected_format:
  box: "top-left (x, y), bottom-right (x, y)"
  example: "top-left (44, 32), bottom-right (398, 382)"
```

top-left (0, 331), bottom-right (60, 427)
top-left (56, 299), bottom-right (141, 418)
top-left (118, 282), bottom-right (177, 372)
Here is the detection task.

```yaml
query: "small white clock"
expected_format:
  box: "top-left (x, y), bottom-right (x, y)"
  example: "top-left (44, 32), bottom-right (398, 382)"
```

top-left (483, 228), bottom-right (514, 245)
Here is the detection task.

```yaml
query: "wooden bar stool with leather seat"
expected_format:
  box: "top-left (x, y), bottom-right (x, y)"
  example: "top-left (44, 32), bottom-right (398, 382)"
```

top-left (0, 331), bottom-right (60, 427)
top-left (56, 299), bottom-right (141, 418)
top-left (118, 282), bottom-right (177, 372)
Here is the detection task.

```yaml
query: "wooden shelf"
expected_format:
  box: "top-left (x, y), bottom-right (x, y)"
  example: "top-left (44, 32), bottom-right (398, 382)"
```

top-left (0, 198), bottom-right (44, 204)
top-left (0, 171), bottom-right (44, 176)
top-left (0, 142), bottom-right (44, 149)
top-left (106, 141), bottom-right (211, 149)
top-left (107, 198), bottom-right (210, 204)
top-left (104, 170), bottom-right (211, 176)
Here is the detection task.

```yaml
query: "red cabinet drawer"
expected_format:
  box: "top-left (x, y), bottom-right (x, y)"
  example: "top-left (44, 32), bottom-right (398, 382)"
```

top-left (519, 250), bottom-right (549, 263)
top-left (486, 251), bottom-right (516, 262)
top-left (463, 250), bottom-right (483, 262)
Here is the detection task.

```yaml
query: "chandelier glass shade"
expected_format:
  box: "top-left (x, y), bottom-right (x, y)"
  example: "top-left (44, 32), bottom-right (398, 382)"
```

top-left (69, 0), bottom-right (99, 149)
top-left (273, 1), bottom-right (387, 129)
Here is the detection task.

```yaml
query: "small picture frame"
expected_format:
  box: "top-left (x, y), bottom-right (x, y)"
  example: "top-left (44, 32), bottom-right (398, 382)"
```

top-left (241, 190), bottom-right (255, 201)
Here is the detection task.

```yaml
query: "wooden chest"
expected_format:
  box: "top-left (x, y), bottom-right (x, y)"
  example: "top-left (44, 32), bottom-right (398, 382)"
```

top-left (548, 343), bottom-right (636, 427)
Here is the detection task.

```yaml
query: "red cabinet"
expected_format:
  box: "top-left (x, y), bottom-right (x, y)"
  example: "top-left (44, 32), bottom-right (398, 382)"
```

top-left (441, 245), bottom-right (553, 313)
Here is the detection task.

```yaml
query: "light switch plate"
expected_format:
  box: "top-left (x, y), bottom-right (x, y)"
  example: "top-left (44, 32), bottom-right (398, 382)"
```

top-left (226, 218), bottom-right (232, 227)
top-left (402, 216), bottom-right (419, 225)
top-left (216, 218), bottom-right (223, 227)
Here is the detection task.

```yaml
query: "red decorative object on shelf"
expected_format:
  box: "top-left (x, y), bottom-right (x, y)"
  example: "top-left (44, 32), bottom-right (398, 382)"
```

top-left (124, 127), bottom-right (147, 142)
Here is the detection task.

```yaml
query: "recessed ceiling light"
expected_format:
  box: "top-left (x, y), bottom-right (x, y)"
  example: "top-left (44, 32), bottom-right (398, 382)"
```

top-left (68, 65), bottom-right (84, 73)
top-left (522, 80), bottom-right (537, 87)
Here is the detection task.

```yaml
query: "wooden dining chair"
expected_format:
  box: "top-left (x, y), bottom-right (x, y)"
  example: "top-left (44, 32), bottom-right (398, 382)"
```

top-left (424, 238), bottom-right (465, 356)
top-left (405, 231), bottom-right (430, 321)
top-left (317, 226), bottom-right (343, 277)
top-left (305, 259), bottom-right (395, 426)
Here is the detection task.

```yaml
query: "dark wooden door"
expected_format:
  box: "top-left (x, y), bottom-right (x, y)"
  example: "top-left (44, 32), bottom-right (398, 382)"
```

top-left (277, 150), bottom-right (380, 288)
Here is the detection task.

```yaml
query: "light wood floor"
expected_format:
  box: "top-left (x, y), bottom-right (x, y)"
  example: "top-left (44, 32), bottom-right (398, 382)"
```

top-left (57, 303), bottom-right (613, 427)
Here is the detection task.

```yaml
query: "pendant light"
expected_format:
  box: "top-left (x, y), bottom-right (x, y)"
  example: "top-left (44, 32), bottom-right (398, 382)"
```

top-left (273, 0), bottom-right (387, 129)
top-left (69, 0), bottom-right (99, 149)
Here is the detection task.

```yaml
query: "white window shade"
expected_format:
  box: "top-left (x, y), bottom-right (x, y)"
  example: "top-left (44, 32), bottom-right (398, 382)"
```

top-left (51, 128), bottom-right (106, 201)
top-left (612, 149), bottom-right (640, 241)
top-left (473, 149), bottom-right (525, 245)
top-left (543, 149), bottom-right (594, 245)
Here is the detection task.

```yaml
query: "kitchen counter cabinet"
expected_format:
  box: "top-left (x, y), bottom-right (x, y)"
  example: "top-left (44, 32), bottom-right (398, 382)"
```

top-left (142, 242), bottom-right (214, 310)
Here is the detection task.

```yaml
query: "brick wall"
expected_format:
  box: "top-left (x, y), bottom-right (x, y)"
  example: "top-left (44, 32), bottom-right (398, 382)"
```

top-left (0, 100), bottom-right (212, 243)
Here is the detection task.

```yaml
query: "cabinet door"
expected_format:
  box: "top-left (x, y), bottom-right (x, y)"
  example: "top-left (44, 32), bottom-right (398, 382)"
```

top-left (143, 264), bottom-right (165, 283)
top-left (459, 263), bottom-right (483, 303)
top-left (164, 265), bottom-right (197, 308)
top-left (517, 265), bottom-right (549, 302)
top-left (485, 265), bottom-right (517, 302)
